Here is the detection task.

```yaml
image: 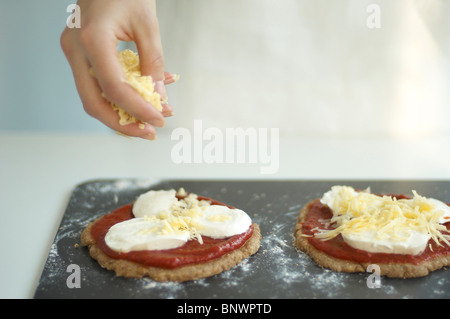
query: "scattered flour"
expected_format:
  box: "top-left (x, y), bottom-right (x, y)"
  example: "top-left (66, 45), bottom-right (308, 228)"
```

top-left (36, 180), bottom-right (450, 299)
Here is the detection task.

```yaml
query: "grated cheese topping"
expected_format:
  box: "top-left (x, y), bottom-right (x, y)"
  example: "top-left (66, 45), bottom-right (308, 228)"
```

top-left (132, 190), bottom-right (211, 244)
top-left (105, 189), bottom-right (252, 252)
top-left (312, 186), bottom-right (450, 255)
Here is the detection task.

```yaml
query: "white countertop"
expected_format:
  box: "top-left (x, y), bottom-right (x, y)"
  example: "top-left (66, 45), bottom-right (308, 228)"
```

top-left (2, 131), bottom-right (450, 298)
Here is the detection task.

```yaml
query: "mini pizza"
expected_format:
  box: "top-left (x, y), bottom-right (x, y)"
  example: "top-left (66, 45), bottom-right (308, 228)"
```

top-left (294, 185), bottom-right (450, 278)
top-left (81, 188), bottom-right (261, 282)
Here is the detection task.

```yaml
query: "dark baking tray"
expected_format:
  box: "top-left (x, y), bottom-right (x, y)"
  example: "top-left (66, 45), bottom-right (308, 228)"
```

top-left (34, 179), bottom-right (450, 299)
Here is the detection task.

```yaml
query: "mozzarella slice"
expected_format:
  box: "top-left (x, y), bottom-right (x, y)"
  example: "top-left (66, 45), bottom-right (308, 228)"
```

top-left (342, 230), bottom-right (430, 255)
top-left (132, 189), bottom-right (178, 218)
top-left (104, 217), bottom-right (190, 252)
top-left (197, 205), bottom-right (252, 239)
top-left (428, 198), bottom-right (450, 224)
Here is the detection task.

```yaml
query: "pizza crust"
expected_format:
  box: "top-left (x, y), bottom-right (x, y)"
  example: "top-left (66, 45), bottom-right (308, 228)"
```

top-left (294, 199), bottom-right (450, 278)
top-left (81, 217), bottom-right (261, 282)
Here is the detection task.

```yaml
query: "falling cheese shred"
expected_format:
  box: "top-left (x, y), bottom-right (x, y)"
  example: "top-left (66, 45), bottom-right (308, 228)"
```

top-left (313, 186), bottom-right (450, 249)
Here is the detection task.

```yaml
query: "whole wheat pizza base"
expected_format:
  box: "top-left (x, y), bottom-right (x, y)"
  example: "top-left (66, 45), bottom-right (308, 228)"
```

top-left (294, 199), bottom-right (450, 278)
top-left (81, 217), bottom-right (261, 282)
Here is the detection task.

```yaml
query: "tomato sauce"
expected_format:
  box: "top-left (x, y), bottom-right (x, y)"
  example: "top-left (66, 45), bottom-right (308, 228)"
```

top-left (301, 197), bottom-right (450, 265)
top-left (90, 196), bottom-right (254, 269)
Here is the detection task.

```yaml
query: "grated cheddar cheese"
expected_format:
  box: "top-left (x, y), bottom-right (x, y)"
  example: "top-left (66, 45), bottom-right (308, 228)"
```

top-left (314, 186), bottom-right (450, 249)
top-left (90, 49), bottom-right (177, 129)
top-left (140, 190), bottom-right (208, 243)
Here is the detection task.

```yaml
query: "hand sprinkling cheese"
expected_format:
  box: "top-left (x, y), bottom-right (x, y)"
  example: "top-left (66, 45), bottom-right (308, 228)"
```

top-left (90, 50), bottom-right (179, 130)
top-left (313, 186), bottom-right (450, 255)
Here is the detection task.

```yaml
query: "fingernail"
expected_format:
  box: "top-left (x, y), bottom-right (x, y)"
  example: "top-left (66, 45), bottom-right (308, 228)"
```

top-left (150, 118), bottom-right (165, 127)
top-left (169, 73), bottom-right (180, 82)
top-left (115, 131), bottom-right (134, 140)
top-left (162, 102), bottom-right (173, 115)
top-left (155, 81), bottom-right (167, 101)
top-left (162, 110), bottom-right (174, 117)
top-left (142, 133), bottom-right (157, 141)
